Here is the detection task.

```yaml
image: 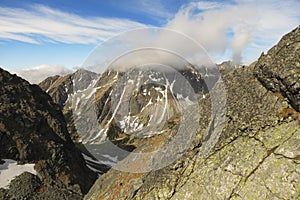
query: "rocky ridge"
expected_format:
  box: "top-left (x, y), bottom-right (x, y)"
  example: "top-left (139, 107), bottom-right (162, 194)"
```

top-left (254, 26), bottom-right (300, 112)
top-left (0, 68), bottom-right (97, 199)
top-left (84, 26), bottom-right (300, 199)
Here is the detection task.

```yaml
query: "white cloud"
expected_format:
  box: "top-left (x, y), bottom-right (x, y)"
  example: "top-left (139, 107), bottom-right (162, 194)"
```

top-left (1, 1), bottom-right (299, 66)
top-left (192, 1), bottom-right (223, 10)
top-left (115, 0), bottom-right (173, 22)
top-left (10, 64), bottom-right (73, 84)
top-left (0, 4), bottom-right (146, 44)
top-left (82, 0), bottom-right (300, 74)
top-left (166, 0), bottom-right (300, 64)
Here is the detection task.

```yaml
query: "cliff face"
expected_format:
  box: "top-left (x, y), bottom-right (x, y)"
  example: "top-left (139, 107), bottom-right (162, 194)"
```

top-left (0, 68), bottom-right (97, 199)
top-left (254, 26), bottom-right (300, 112)
top-left (85, 26), bottom-right (300, 199)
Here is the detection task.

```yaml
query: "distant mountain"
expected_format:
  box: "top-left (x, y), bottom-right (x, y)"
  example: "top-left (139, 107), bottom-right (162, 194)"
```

top-left (38, 64), bottom-right (218, 175)
top-left (39, 69), bottom-right (98, 142)
top-left (0, 68), bottom-right (97, 199)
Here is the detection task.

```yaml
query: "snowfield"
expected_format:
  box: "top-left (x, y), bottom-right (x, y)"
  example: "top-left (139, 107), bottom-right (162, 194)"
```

top-left (0, 159), bottom-right (36, 188)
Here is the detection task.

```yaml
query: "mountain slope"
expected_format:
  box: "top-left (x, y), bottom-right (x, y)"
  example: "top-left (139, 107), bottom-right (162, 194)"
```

top-left (39, 69), bottom-right (98, 142)
top-left (38, 65), bottom-right (215, 175)
top-left (0, 68), bottom-right (97, 199)
top-left (85, 26), bottom-right (300, 199)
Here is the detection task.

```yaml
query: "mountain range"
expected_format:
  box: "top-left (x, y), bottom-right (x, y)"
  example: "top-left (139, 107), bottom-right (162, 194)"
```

top-left (0, 25), bottom-right (299, 200)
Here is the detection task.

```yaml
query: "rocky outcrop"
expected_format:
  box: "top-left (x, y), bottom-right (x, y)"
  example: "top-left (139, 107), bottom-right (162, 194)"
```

top-left (85, 26), bottom-right (300, 199)
top-left (0, 172), bottom-right (82, 200)
top-left (254, 25), bottom-right (300, 112)
top-left (217, 60), bottom-right (236, 74)
top-left (0, 68), bottom-right (97, 199)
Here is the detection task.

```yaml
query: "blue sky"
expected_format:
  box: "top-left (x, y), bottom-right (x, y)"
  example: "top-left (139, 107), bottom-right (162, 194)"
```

top-left (0, 0), bottom-right (299, 83)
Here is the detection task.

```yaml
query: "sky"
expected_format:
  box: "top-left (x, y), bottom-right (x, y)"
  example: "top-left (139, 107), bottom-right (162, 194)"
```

top-left (0, 0), bottom-right (299, 83)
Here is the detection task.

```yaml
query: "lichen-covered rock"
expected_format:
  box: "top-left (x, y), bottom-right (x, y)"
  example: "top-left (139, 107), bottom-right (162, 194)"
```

top-left (85, 26), bottom-right (300, 200)
top-left (169, 121), bottom-right (299, 200)
top-left (7, 172), bottom-right (42, 199)
top-left (0, 172), bottom-right (83, 200)
top-left (254, 25), bottom-right (300, 112)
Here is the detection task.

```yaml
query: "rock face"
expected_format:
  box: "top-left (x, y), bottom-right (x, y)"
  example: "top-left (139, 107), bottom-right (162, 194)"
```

top-left (39, 69), bottom-right (98, 142)
top-left (254, 26), bottom-right (300, 112)
top-left (0, 68), bottom-right (97, 199)
top-left (0, 172), bottom-right (82, 200)
top-left (39, 69), bottom-right (98, 110)
top-left (39, 69), bottom-right (118, 174)
top-left (85, 26), bottom-right (300, 199)
top-left (217, 60), bottom-right (236, 74)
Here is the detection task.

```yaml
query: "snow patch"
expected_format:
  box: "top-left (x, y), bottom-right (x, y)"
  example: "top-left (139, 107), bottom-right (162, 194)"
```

top-left (0, 159), bottom-right (36, 188)
top-left (102, 154), bottom-right (118, 163)
top-left (85, 87), bottom-right (100, 99)
top-left (184, 96), bottom-right (193, 104)
top-left (75, 96), bottom-right (80, 109)
top-left (113, 74), bottom-right (118, 79)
